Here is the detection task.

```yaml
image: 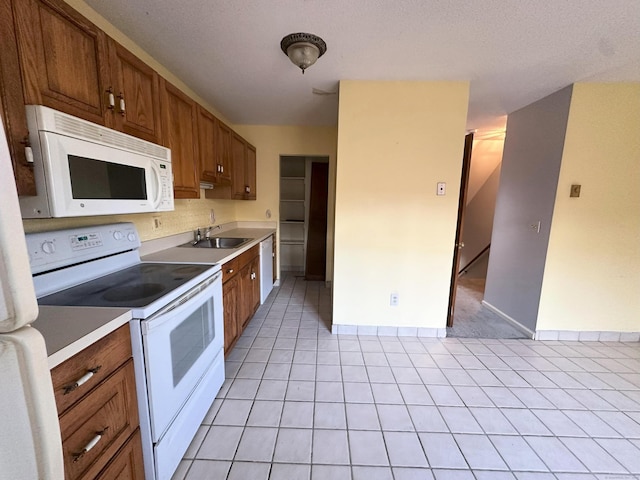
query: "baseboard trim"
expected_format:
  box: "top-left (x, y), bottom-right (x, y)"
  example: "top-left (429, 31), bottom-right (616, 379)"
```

top-left (534, 329), bottom-right (640, 342)
top-left (331, 324), bottom-right (447, 338)
top-left (481, 300), bottom-right (535, 339)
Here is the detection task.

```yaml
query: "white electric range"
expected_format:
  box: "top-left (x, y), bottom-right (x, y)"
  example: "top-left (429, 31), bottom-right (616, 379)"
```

top-left (27, 222), bottom-right (224, 480)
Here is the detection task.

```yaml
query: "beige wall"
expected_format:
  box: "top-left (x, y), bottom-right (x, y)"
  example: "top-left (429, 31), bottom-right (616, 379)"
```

top-left (537, 83), bottom-right (640, 332)
top-left (333, 80), bottom-right (469, 328)
top-left (233, 125), bottom-right (338, 279)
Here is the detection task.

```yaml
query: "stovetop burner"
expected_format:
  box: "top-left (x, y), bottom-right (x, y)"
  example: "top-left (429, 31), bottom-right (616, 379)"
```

top-left (38, 262), bottom-right (213, 308)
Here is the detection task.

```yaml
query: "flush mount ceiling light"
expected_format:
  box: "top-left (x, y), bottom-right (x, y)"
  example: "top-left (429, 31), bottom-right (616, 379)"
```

top-left (280, 33), bottom-right (327, 74)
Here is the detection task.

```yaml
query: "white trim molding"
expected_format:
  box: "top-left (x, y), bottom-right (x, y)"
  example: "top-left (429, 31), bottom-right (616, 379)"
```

top-left (331, 324), bottom-right (446, 338)
top-left (481, 300), bottom-right (535, 339)
top-left (535, 330), bottom-right (640, 342)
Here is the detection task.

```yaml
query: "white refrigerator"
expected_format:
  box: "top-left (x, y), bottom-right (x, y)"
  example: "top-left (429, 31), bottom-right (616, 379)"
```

top-left (0, 116), bottom-right (64, 479)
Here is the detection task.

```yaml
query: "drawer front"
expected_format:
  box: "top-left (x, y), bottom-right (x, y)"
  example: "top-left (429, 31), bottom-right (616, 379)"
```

top-left (238, 244), bottom-right (259, 268)
top-left (222, 257), bottom-right (239, 283)
top-left (59, 360), bottom-right (138, 480)
top-left (95, 429), bottom-right (144, 480)
top-left (51, 324), bottom-right (132, 415)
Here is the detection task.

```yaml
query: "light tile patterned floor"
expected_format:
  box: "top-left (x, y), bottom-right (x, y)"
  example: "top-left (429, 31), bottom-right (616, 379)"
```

top-left (172, 273), bottom-right (640, 480)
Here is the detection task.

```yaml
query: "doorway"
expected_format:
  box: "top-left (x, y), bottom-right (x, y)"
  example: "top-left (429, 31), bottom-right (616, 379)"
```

top-left (446, 130), bottom-right (526, 338)
top-left (279, 156), bottom-right (330, 280)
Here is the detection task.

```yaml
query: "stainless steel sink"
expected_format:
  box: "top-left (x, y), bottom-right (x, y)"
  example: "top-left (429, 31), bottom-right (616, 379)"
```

top-left (180, 237), bottom-right (252, 249)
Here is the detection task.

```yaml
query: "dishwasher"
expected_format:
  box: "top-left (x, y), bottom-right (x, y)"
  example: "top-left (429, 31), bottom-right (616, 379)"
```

top-left (260, 236), bottom-right (274, 304)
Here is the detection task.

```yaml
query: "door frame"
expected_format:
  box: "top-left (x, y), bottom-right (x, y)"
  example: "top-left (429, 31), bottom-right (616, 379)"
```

top-left (446, 133), bottom-right (474, 327)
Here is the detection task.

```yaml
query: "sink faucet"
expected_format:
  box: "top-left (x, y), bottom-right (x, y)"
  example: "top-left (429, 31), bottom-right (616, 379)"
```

top-left (192, 228), bottom-right (202, 245)
top-left (205, 225), bottom-right (221, 240)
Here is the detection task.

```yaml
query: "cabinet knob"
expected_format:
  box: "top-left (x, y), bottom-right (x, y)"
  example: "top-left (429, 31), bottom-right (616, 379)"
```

top-left (245, 186), bottom-right (250, 194)
top-left (226, 268), bottom-right (234, 274)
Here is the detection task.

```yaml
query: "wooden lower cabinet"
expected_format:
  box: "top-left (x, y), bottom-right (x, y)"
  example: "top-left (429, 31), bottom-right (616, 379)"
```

top-left (95, 429), bottom-right (144, 480)
top-left (223, 275), bottom-right (239, 352)
top-left (51, 324), bottom-right (142, 480)
top-left (223, 245), bottom-right (261, 355)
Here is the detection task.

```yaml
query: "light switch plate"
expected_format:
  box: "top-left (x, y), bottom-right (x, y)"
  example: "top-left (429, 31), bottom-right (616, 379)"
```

top-left (437, 182), bottom-right (446, 195)
top-left (570, 184), bottom-right (581, 197)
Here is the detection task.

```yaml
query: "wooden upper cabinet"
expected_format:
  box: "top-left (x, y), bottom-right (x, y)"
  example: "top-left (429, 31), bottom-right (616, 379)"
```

top-left (231, 132), bottom-right (247, 199)
top-left (0, 0), bottom-right (36, 195)
top-left (13, 0), bottom-right (110, 125)
top-left (246, 143), bottom-right (257, 200)
top-left (231, 133), bottom-right (257, 200)
top-left (216, 120), bottom-right (233, 185)
top-left (197, 106), bottom-right (217, 183)
top-left (161, 79), bottom-right (199, 199)
top-left (107, 39), bottom-right (161, 144)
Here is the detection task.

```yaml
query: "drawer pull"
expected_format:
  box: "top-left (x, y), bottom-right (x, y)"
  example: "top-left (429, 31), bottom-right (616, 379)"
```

top-left (226, 269), bottom-right (234, 274)
top-left (72, 427), bottom-right (109, 463)
top-left (63, 366), bottom-right (102, 395)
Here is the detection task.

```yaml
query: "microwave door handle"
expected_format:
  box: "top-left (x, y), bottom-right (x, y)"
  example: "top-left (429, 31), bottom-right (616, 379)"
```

top-left (149, 162), bottom-right (163, 209)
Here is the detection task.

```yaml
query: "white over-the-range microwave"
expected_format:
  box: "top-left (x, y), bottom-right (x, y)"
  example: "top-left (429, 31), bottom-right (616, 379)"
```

top-left (20, 105), bottom-right (174, 219)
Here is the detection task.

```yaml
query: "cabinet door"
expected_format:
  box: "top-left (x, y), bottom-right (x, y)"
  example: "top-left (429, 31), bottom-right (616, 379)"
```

top-left (108, 39), bottom-right (161, 144)
top-left (238, 262), bottom-right (252, 330)
top-left (231, 132), bottom-right (247, 200)
top-left (13, 0), bottom-right (110, 125)
top-left (95, 429), bottom-right (144, 480)
top-left (223, 276), bottom-right (239, 354)
top-left (250, 255), bottom-right (261, 312)
top-left (161, 79), bottom-right (199, 198)
top-left (272, 235), bottom-right (277, 284)
top-left (197, 106), bottom-right (217, 184)
top-left (0, 0), bottom-right (36, 195)
top-left (245, 143), bottom-right (257, 200)
top-left (216, 120), bottom-right (232, 185)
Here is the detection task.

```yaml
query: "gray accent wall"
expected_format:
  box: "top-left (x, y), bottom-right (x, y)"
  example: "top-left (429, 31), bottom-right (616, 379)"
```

top-left (484, 86), bottom-right (573, 332)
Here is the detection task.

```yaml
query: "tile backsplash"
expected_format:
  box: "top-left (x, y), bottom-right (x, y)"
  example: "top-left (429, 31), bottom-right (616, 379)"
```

top-left (22, 194), bottom-right (237, 241)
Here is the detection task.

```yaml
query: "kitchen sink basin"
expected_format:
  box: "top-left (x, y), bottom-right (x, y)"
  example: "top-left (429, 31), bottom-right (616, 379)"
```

top-left (180, 237), bottom-right (252, 249)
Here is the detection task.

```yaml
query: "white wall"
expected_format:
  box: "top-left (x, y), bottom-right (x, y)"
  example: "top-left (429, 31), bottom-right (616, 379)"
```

top-left (333, 81), bottom-right (469, 329)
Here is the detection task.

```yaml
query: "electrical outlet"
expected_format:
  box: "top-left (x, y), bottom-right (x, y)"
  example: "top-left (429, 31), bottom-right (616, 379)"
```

top-left (152, 216), bottom-right (163, 230)
top-left (209, 209), bottom-right (216, 224)
top-left (390, 292), bottom-right (399, 306)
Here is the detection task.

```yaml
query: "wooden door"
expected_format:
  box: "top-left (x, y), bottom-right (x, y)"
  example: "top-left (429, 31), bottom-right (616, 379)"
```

top-left (13, 0), bottom-right (110, 125)
top-left (238, 263), bottom-right (252, 329)
top-left (446, 133), bottom-right (474, 327)
top-left (216, 121), bottom-right (232, 185)
top-left (108, 39), bottom-right (161, 143)
top-left (305, 162), bottom-right (329, 281)
top-left (161, 79), bottom-right (199, 199)
top-left (272, 235), bottom-right (277, 283)
top-left (250, 255), bottom-right (261, 312)
top-left (223, 276), bottom-right (239, 354)
top-left (245, 144), bottom-right (257, 200)
top-left (231, 133), bottom-right (246, 199)
top-left (197, 106), bottom-right (217, 183)
top-left (0, 0), bottom-right (36, 195)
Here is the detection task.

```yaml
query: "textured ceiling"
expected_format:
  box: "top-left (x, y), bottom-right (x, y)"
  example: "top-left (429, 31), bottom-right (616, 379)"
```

top-left (85, 0), bottom-right (640, 130)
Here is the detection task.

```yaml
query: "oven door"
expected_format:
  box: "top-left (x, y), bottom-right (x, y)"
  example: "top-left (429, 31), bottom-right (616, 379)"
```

top-left (141, 273), bottom-right (223, 441)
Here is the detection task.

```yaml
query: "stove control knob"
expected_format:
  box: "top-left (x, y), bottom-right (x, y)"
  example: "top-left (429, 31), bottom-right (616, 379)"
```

top-left (41, 241), bottom-right (55, 254)
top-left (127, 233), bottom-right (136, 242)
top-left (113, 231), bottom-right (124, 240)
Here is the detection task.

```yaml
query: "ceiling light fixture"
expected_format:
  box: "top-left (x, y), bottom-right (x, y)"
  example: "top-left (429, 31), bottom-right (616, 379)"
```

top-left (280, 33), bottom-right (327, 74)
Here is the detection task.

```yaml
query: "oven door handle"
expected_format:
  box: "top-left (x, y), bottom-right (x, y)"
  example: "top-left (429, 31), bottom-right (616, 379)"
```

top-left (142, 274), bottom-right (220, 334)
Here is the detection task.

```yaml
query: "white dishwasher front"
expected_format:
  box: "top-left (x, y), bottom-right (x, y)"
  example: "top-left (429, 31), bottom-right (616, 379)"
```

top-left (259, 236), bottom-right (274, 304)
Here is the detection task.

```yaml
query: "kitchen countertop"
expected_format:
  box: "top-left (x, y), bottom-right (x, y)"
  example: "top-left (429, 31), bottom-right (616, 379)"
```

top-left (141, 227), bottom-right (275, 264)
top-left (32, 224), bottom-right (275, 369)
top-left (32, 306), bottom-right (131, 369)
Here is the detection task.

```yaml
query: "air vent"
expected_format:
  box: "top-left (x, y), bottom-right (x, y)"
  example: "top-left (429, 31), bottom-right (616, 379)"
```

top-left (54, 112), bottom-right (168, 160)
